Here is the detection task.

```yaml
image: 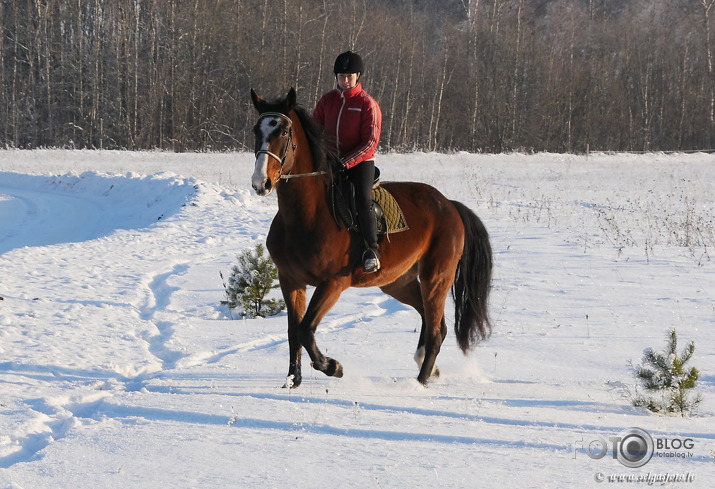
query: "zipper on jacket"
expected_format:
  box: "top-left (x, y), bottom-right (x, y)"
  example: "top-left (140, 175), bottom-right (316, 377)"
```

top-left (335, 90), bottom-right (346, 158)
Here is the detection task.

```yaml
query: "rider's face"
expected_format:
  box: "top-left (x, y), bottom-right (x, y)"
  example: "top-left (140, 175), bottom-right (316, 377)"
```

top-left (337, 73), bottom-right (359, 91)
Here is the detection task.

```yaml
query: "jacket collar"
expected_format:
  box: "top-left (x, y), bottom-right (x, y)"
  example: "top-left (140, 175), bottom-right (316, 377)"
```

top-left (337, 82), bottom-right (362, 98)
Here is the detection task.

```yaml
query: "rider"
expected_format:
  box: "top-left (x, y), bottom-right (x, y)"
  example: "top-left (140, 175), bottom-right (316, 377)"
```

top-left (313, 50), bottom-right (383, 273)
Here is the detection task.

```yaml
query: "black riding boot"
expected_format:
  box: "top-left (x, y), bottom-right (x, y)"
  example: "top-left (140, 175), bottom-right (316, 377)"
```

top-left (346, 160), bottom-right (380, 273)
top-left (357, 206), bottom-right (380, 273)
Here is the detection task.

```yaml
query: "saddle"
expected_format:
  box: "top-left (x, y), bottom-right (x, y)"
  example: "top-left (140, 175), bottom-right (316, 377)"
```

top-left (330, 167), bottom-right (409, 235)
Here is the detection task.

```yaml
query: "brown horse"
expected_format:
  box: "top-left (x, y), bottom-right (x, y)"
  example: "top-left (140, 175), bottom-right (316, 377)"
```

top-left (250, 88), bottom-right (492, 387)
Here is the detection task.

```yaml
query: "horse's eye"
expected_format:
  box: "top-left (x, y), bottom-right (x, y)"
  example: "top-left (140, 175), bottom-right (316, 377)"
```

top-left (281, 130), bottom-right (288, 137)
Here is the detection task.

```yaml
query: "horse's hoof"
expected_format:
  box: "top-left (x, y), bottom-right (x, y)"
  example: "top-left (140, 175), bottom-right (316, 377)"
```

top-left (283, 368), bottom-right (302, 388)
top-left (313, 358), bottom-right (343, 378)
top-left (326, 358), bottom-right (343, 378)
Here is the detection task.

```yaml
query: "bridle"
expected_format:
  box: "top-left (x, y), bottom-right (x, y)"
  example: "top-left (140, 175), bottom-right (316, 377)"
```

top-left (255, 112), bottom-right (294, 168)
top-left (255, 112), bottom-right (327, 181)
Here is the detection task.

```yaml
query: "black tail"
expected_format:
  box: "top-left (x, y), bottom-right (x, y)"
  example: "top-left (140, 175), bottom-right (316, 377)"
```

top-left (451, 201), bottom-right (493, 353)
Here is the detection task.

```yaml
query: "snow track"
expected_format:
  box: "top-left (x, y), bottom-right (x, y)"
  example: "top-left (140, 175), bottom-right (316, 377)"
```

top-left (0, 151), bottom-right (713, 488)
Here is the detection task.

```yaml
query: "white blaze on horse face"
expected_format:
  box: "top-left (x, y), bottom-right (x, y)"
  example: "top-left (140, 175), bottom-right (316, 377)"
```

top-left (252, 153), bottom-right (270, 195)
top-left (252, 116), bottom-right (281, 195)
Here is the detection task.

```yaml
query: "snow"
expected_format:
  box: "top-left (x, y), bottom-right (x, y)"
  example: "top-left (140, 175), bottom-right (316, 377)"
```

top-left (0, 149), bottom-right (713, 488)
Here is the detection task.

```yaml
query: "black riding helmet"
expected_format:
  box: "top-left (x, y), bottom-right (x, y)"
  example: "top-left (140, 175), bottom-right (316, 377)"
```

top-left (333, 51), bottom-right (364, 75)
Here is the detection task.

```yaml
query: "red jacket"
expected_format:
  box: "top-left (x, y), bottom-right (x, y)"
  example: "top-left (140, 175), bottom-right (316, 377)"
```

top-left (313, 82), bottom-right (382, 170)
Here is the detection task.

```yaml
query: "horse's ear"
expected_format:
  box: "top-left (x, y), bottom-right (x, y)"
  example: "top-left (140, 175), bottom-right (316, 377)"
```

top-left (250, 89), bottom-right (264, 112)
top-left (286, 87), bottom-right (297, 110)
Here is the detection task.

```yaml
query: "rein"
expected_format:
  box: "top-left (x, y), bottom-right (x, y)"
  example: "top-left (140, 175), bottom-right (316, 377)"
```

top-left (280, 171), bottom-right (327, 180)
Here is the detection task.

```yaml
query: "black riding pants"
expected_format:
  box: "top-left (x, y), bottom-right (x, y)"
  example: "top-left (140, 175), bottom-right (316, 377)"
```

top-left (345, 160), bottom-right (378, 251)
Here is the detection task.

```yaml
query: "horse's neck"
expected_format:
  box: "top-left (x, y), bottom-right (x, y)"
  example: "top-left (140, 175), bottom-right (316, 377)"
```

top-left (276, 155), bottom-right (331, 228)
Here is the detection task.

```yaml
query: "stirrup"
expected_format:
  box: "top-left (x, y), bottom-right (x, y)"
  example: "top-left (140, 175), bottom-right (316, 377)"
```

top-left (363, 249), bottom-right (381, 273)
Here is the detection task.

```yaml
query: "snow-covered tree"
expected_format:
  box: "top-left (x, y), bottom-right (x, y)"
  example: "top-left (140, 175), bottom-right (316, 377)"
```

top-left (221, 244), bottom-right (285, 318)
top-left (632, 328), bottom-right (702, 416)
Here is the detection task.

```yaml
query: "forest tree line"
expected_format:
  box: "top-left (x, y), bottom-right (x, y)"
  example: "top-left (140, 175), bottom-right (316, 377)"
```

top-left (1, 0), bottom-right (714, 153)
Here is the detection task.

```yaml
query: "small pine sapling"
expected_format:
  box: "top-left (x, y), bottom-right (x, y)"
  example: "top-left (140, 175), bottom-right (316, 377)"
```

top-left (632, 328), bottom-right (702, 416)
top-left (221, 243), bottom-right (285, 318)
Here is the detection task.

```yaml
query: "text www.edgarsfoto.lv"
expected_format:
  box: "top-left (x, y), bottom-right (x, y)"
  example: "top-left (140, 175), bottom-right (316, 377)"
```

top-left (594, 471), bottom-right (695, 484)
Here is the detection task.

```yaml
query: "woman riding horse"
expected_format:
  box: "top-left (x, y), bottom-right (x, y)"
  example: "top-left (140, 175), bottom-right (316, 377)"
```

top-left (313, 51), bottom-right (382, 273)
top-left (250, 87), bottom-right (492, 388)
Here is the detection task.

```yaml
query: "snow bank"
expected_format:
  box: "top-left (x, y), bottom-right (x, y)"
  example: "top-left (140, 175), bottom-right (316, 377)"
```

top-left (0, 171), bottom-right (198, 254)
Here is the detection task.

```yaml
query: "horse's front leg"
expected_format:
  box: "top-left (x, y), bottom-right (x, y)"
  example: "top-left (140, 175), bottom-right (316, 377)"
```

top-left (280, 276), bottom-right (307, 388)
top-left (298, 280), bottom-right (347, 380)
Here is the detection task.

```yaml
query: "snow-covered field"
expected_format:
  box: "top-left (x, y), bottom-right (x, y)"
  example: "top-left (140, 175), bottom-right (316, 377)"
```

top-left (0, 149), bottom-right (713, 488)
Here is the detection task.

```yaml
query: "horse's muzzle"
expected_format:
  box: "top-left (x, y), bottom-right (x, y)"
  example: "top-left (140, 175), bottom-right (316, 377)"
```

top-left (253, 178), bottom-right (273, 196)
top-left (251, 155), bottom-right (275, 196)
top-left (252, 179), bottom-right (273, 197)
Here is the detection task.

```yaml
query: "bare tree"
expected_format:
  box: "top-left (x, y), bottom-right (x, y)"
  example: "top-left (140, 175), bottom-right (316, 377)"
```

top-left (699, 0), bottom-right (715, 137)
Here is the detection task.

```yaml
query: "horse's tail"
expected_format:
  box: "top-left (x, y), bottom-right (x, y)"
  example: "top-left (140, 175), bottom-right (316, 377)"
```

top-left (451, 200), bottom-right (493, 353)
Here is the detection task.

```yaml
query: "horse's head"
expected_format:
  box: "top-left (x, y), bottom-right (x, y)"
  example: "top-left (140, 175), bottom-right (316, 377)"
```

top-left (250, 88), bottom-right (297, 196)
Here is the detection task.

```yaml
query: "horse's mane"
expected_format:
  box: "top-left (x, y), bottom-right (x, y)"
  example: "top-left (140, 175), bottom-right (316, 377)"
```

top-left (292, 104), bottom-right (336, 177)
top-left (260, 95), bottom-right (336, 177)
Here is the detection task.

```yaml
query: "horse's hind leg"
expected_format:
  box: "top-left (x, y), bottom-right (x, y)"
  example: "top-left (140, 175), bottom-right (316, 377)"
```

top-left (416, 290), bottom-right (451, 385)
top-left (414, 317), bottom-right (447, 378)
top-left (380, 273), bottom-right (441, 378)
top-left (415, 246), bottom-right (462, 385)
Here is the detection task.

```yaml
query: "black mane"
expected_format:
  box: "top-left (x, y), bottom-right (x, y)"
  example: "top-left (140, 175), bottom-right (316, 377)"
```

top-left (258, 94), bottom-right (336, 177)
top-left (292, 104), bottom-right (335, 177)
